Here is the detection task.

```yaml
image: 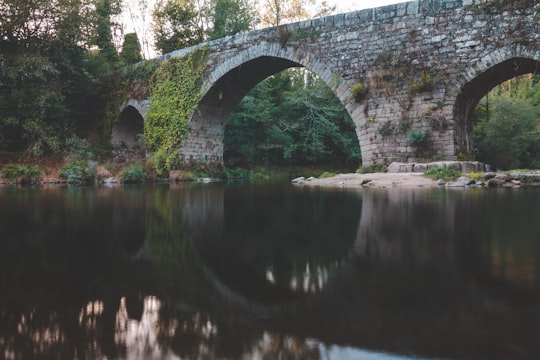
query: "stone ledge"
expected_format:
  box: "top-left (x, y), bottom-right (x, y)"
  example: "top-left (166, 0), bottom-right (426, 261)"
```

top-left (387, 161), bottom-right (487, 173)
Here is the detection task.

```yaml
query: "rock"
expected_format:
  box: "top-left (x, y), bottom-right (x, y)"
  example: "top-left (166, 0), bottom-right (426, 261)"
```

top-left (306, 176), bottom-right (317, 182)
top-left (482, 172), bottom-right (497, 180)
top-left (446, 181), bottom-right (465, 187)
top-left (457, 176), bottom-right (475, 185)
top-left (103, 177), bottom-right (118, 184)
top-left (511, 180), bottom-right (521, 186)
top-left (487, 178), bottom-right (506, 187)
top-left (413, 163), bottom-right (427, 173)
top-left (437, 179), bottom-right (446, 186)
top-left (361, 178), bottom-right (372, 185)
top-left (292, 177), bottom-right (305, 184)
top-left (387, 162), bottom-right (406, 173)
top-left (495, 173), bottom-right (511, 181)
top-left (461, 162), bottom-right (476, 173)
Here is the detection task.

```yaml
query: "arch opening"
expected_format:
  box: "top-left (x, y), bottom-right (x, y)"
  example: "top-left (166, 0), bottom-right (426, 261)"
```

top-left (112, 105), bottom-right (145, 162)
top-left (186, 55), bottom-right (361, 171)
top-left (453, 57), bottom-right (540, 159)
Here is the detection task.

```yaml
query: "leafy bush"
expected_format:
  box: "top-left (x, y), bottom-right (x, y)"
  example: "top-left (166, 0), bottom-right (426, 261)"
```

top-left (65, 136), bottom-right (94, 160)
top-left (319, 171), bottom-right (336, 178)
top-left (1, 164), bottom-right (41, 182)
top-left (424, 166), bottom-right (461, 181)
top-left (60, 160), bottom-right (96, 184)
top-left (357, 163), bottom-right (387, 174)
top-left (411, 70), bottom-right (433, 93)
top-left (121, 164), bottom-right (149, 183)
top-left (406, 129), bottom-right (429, 147)
top-left (350, 82), bottom-right (368, 102)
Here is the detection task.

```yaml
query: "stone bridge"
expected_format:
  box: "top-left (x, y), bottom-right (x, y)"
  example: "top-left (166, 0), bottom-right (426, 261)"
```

top-left (113, 0), bottom-right (540, 166)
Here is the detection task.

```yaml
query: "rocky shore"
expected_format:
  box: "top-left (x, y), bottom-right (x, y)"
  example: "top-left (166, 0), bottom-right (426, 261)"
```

top-left (292, 161), bottom-right (540, 189)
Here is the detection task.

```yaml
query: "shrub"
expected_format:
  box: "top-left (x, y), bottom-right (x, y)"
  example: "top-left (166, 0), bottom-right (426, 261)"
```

top-left (60, 160), bottom-right (96, 184)
top-left (411, 70), bottom-right (433, 93)
top-left (121, 164), bottom-right (149, 183)
top-left (357, 163), bottom-right (387, 174)
top-left (424, 166), bottom-right (461, 181)
top-left (65, 136), bottom-right (94, 160)
top-left (350, 82), bottom-right (368, 102)
top-left (319, 171), bottom-right (336, 178)
top-left (1, 164), bottom-right (41, 183)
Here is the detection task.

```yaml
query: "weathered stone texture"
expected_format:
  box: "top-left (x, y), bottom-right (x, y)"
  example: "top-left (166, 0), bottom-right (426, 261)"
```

top-left (116, 0), bottom-right (540, 167)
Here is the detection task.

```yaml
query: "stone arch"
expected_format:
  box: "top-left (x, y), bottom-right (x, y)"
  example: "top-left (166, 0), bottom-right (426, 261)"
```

top-left (112, 104), bottom-right (146, 162)
top-left (180, 41), bottom-right (360, 165)
top-left (453, 46), bottom-right (540, 157)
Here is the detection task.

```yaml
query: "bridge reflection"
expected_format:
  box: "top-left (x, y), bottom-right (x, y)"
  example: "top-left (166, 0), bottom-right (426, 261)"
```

top-left (1, 185), bottom-right (539, 359)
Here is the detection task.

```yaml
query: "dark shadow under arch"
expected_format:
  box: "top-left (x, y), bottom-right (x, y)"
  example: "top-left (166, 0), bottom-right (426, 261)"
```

top-left (112, 105), bottom-right (145, 161)
top-left (453, 57), bottom-right (540, 157)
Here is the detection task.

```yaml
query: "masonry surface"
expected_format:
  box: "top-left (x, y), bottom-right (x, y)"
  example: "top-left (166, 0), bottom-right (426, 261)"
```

top-left (114, 0), bottom-right (540, 167)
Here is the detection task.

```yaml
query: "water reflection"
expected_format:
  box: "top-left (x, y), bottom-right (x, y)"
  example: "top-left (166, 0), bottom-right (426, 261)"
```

top-left (1, 185), bottom-right (540, 359)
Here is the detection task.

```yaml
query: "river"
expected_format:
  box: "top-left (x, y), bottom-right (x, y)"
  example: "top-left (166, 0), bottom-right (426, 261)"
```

top-left (1, 183), bottom-right (539, 359)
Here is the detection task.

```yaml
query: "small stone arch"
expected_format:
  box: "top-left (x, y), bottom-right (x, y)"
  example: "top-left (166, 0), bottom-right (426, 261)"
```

top-left (112, 104), bottom-right (146, 162)
top-left (453, 46), bottom-right (540, 157)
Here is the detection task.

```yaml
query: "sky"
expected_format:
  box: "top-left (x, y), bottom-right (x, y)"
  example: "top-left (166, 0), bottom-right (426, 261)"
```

top-left (326, 0), bottom-right (408, 12)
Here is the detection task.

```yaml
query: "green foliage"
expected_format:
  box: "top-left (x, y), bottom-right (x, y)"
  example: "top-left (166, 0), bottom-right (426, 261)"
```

top-left (60, 160), bottom-right (97, 184)
top-left (224, 69), bottom-right (361, 169)
top-left (424, 167), bottom-right (461, 181)
top-left (474, 96), bottom-right (540, 170)
top-left (378, 121), bottom-right (395, 136)
top-left (94, 0), bottom-right (121, 66)
top-left (1, 164), bottom-right (41, 182)
top-left (120, 33), bottom-right (143, 64)
top-left (407, 129), bottom-right (429, 148)
top-left (350, 81), bottom-right (368, 102)
top-left (319, 171), bottom-right (336, 178)
top-left (209, 0), bottom-right (256, 40)
top-left (152, 0), bottom-right (204, 54)
top-left (0, 0), bottom-right (111, 156)
top-left (121, 164), bottom-right (149, 183)
top-left (144, 48), bottom-right (208, 175)
top-left (65, 136), bottom-right (95, 161)
top-left (467, 172), bottom-right (484, 181)
top-left (411, 70), bottom-right (433, 93)
top-left (357, 163), bottom-right (387, 174)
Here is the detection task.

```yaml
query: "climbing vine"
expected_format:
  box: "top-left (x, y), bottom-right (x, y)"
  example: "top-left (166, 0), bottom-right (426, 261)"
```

top-left (144, 47), bottom-right (209, 175)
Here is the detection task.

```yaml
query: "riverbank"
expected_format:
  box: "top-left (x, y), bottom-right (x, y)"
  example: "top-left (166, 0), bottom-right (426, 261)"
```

top-left (293, 172), bottom-right (439, 188)
top-left (292, 161), bottom-right (540, 189)
top-left (293, 170), bottom-right (540, 189)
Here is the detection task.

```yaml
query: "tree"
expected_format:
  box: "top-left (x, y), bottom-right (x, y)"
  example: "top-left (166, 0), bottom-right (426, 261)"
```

top-left (0, 0), bottom-right (107, 155)
top-left (474, 97), bottom-right (540, 170)
top-left (261, 0), bottom-right (315, 26)
top-left (224, 69), bottom-right (361, 168)
top-left (94, 0), bottom-right (122, 66)
top-left (208, 0), bottom-right (257, 40)
top-left (120, 33), bottom-right (143, 64)
top-left (152, 0), bottom-right (206, 54)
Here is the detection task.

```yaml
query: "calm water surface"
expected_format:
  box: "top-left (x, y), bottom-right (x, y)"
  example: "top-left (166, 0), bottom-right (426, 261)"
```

top-left (0, 183), bottom-right (539, 359)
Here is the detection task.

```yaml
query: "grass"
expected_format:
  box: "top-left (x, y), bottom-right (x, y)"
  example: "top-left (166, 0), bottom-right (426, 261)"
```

top-left (424, 167), bottom-right (461, 181)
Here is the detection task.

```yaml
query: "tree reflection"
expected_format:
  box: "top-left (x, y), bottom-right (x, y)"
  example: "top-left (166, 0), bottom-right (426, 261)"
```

top-left (253, 333), bottom-right (321, 360)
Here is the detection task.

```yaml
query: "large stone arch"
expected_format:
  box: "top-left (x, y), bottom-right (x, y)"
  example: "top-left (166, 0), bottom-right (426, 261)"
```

top-left (179, 41), bottom-right (360, 166)
top-left (453, 46), bottom-right (540, 157)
